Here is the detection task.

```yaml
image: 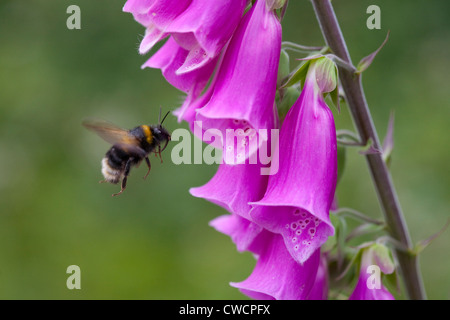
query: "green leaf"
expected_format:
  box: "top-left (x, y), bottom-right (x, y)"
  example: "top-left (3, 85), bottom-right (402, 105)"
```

top-left (356, 31), bottom-right (390, 74)
top-left (415, 218), bottom-right (450, 254)
top-left (281, 59), bottom-right (311, 88)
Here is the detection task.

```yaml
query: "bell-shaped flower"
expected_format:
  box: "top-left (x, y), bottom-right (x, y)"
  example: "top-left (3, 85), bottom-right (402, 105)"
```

top-left (123, 0), bottom-right (246, 74)
top-left (349, 244), bottom-right (395, 300)
top-left (172, 44), bottom-right (226, 126)
top-left (190, 162), bottom-right (268, 220)
top-left (195, 0), bottom-right (281, 164)
top-left (123, 0), bottom-right (191, 54)
top-left (230, 231), bottom-right (321, 300)
top-left (190, 161), bottom-right (269, 251)
top-left (142, 37), bottom-right (218, 99)
top-left (250, 58), bottom-right (338, 264)
top-left (209, 213), bottom-right (263, 253)
top-left (306, 254), bottom-right (329, 300)
top-left (164, 0), bottom-right (247, 74)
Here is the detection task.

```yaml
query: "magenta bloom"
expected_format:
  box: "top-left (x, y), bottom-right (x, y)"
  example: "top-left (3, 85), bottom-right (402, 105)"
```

top-left (195, 0), bottom-right (281, 163)
top-left (250, 63), bottom-right (338, 264)
top-left (142, 37), bottom-right (218, 98)
top-left (230, 231), bottom-right (321, 300)
top-left (209, 214), bottom-right (263, 253)
top-left (349, 246), bottom-right (395, 300)
top-left (190, 162), bottom-right (268, 220)
top-left (123, 0), bottom-right (191, 54)
top-left (172, 48), bottom-right (224, 126)
top-left (306, 254), bottom-right (329, 300)
top-left (123, 0), bottom-right (246, 73)
top-left (191, 162), bottom-right (269, 251)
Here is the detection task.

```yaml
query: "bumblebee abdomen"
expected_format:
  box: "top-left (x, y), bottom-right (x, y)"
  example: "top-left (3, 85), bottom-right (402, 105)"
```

top-left (101, 157), bottom-right (122, 184)
top-left (106, 146), bottom-right (126, 169)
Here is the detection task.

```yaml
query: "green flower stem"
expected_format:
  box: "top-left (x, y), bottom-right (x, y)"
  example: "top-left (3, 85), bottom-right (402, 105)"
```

top-left (310, 0), bottom-right (426, 300)
top-left (281, 41), bottom-right (324, 53)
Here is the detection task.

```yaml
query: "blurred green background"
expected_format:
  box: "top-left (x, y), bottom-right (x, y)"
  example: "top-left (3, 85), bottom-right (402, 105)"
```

top-left (0, 0), bottom-right (448, 299)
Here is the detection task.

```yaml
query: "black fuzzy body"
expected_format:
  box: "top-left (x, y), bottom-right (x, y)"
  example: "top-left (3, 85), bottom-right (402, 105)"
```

top-left (101, 125), bottom-right (170, 185)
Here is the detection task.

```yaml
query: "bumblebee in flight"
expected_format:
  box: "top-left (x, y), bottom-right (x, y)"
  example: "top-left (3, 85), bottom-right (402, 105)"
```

top-left (83, 111), bottom-right (171, 196)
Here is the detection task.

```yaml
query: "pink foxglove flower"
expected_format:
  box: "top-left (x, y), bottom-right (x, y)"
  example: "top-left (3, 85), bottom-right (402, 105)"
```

top-left (123, 0), bottom-right (246, 74)
top-left (172, 46), bottom-right (225, 126)
top-left (306, 254), bottom-right (329, 300)
top-left (190, 162), bottom-right (268, 220)
top-left (190, 162), bottom-right (269, 251)
top-left (230, 231), bottom-right (321, 300)
top-left (250, 60), bottom-right (338, 264)
top-left (349, 245), bottom-right (395, 300)
top-left (142, 37), bottom-right (218, 98)
top-left (123, 0), bottom-right (191, 54)
top-left (195, 0), bottom-right (281, 164)
top-left (209, 214), bottom-right (263, 253)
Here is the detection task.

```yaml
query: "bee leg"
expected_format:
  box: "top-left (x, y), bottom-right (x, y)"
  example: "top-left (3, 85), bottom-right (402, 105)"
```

top-left (143, 156), bottom-right (151, 180)
top-left (157, 146), bottom-right (163, 163)
top-left (99, 180), bottom-right (107, 184)
top-left (112, 158), bottom-right (133, 197)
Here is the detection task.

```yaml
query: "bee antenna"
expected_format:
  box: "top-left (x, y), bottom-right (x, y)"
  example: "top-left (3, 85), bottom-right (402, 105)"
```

top-left (160, 111), bottom-right (170, 125)
top-left (158, 106), bottom-right (162, 124)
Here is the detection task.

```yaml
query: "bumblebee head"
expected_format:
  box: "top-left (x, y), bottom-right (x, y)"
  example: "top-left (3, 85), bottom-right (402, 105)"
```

top-left (153, 109), bottom-right (171, 151)
top-left (152, 125), bottom-right (171, 143)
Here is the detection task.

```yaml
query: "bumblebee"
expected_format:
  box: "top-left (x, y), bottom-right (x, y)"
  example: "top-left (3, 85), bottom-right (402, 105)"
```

top-left (83, 111), bottom-right (171, 196)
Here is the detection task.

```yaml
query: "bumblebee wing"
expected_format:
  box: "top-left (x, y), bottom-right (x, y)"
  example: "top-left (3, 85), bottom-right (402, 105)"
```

top-left (114, 143), bottom-right (148, 158)
top-left (82, 119), bottom-right (139, 146)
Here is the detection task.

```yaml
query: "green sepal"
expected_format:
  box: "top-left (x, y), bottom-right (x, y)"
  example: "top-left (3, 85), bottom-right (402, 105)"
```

top-left (280, 59), bottom-right (311, 89)
top-left (267, 0), bottom-right (287, 10)
top-left (277, 49), bottom-right (290, 88)
top-left (322, 214), bottom-right (340, 252)
top-left (314, 56), bottom-right (338, 93)
top-left (276, 86), bottom-right (301, 121)
top-left (370, 243), bottom-right (395, 275)
top-left (328, 84), bottom-right (340, 113)
top-left (346, 223), bottom-right (386, 243)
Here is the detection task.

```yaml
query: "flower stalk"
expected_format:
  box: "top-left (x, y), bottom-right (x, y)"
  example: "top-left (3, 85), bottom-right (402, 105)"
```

top-left (311, 0), bottom-right (426, 300)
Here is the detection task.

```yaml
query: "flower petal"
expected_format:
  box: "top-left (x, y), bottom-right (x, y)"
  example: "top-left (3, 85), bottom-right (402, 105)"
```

top-left (250, 73), bottom-right (337, 264)
top-left (166, 0), bottom-right (246, 58)
top-left (190, 162), bottom-right (269, 220)
top-left (209, 214), bottom-right (263, 253)
top-left (306, 254), bottom-right (329, 300)
top-left (142, 37), bottom-right (217, 96)
top-left (231, 232), bottom-right (321, 300)
top-left (139, 25), bottom-right (167, 54)
top-left (196, 0), bottom-right (281, 164)
top-left (349, 245), bottom-right (395, 300)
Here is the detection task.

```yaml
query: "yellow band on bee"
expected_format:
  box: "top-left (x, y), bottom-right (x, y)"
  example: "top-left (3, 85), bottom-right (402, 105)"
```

top-left (141, 125), bottom-right (153, 144)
